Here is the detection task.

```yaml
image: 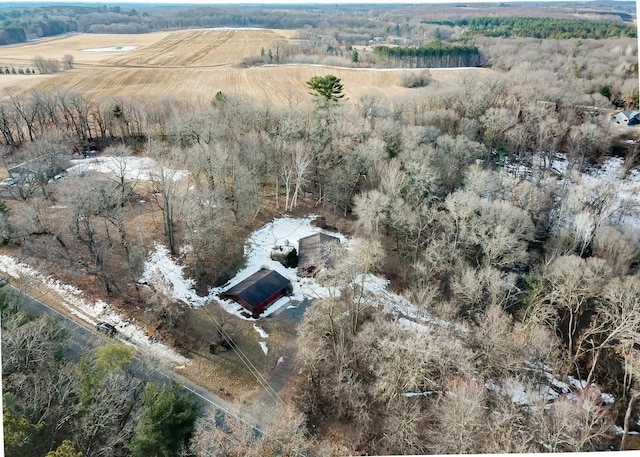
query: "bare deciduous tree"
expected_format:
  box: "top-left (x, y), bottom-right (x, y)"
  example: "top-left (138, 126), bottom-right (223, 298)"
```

top-left (428, 378), bottom-right (487, 454)
top-left (529, 386), bottom-right (612, 452)
top-left (577, 276), bottom-right (640, 387)
top-left (62, 54), bottom-right (74, 70)
top-left (190, 404), bottom-right (310, 457)
top-left (444, 190), bottom-right (534, 270)
top-left (532, 255), bottom-right (612, 366)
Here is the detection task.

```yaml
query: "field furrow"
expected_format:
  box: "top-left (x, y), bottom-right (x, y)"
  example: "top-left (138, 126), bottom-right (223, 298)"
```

top-left (0, 29), bottom-right (490, 106)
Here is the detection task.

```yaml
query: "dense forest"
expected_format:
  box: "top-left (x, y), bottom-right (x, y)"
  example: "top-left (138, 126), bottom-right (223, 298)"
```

top-left (373, 43), bottom-right (483, 68)
top-left (431, 16), bottom-right (636, 39)
top-left (2, 1), bottom-right (640, 456)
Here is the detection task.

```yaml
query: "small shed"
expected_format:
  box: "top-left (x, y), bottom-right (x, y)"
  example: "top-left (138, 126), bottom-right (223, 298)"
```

top-left (611, 110), bottom-right (640, 127)
top-left (220, 268), bottom-right (292, 316)
top-left (297, 232), bottom-right (341, 277)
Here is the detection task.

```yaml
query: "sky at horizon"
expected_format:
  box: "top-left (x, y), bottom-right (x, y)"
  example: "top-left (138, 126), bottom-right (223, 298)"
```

top-left (1, 0), bottom-right (604, 4)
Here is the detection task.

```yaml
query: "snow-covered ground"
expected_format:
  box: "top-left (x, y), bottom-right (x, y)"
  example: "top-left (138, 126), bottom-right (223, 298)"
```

top-left (511, 153), bottom-right (640, 229)
top-left (67, 156), bottom-right (189, 182)
top-left (82, 46), bottom-right (138, 52)
top-left (0, 254), bottom-right (188, 366)
top-left (137, 215), bottom-right (465, 366)
top-left (211, 216), bottom-right (349, 317)
top-left (580, 156), bottom-right (640, 228)
top-left (139, 215), bottom-right (460, 334)
top-left (139, 244), bottom-right (208, 308)
top-left (139, 216), bottom-right (345, 320)
top-left (254, 324), bottom-right (269, 355)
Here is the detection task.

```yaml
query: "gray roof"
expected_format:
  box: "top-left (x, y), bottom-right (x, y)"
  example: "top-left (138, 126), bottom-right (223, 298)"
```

top-left (617, 110), bottom-right (640, 119)
top-left (297, 232), bottom-right (341, 276)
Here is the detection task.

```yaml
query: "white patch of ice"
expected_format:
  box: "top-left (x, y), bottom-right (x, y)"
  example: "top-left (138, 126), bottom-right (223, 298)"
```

top-left (67, 156), bottom-right (189, 182)
top-left (404, 391), bottom-right (435, 397)
top-left (612, 425), bottom-right (639, 435)
top-left (276, 356), bottom-right (285, 366)
top-left (567, 376), bottom-right (588, 390)
top-left (259, 341), bottom-right (268, 355)
top-left (253, 324), bottom-right (269, 339)
top-left (397, 317), bottom-right (431, 333)
top-left (601, 392), bottom-right (615, 404)
top-left (544, 371), bottom-right (569, 396)
top-left (549, 153), bottom-right (569, 176)
top-left (140, 244), bottom-right (208, 308)
top-left (486, 377), bottom-right (561, 406)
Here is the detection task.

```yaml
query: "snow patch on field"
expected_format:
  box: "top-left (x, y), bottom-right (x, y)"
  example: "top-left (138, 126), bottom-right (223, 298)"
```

top-left (82, 46), bottom-right (137, 52)
top-left (259, 341), bottom-right (269, 355)
top-left (68, 156), bottom-right (189, 182)
top-left (0, 254), bottom-right (188, 366)
top-left (253, 324), bottom-right (269, 338)
top-left (140, 245), bottom-right (208, 307)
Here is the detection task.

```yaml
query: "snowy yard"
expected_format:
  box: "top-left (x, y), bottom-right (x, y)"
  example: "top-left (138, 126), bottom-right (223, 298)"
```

top-left (1, 150), bottom-right (638, 424)
top-left (67, 156), bottom-right (189, 182)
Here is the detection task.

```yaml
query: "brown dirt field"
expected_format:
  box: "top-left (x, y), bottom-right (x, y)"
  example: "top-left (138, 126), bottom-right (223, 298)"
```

top-left (0, 29), bottom-right (493, 106)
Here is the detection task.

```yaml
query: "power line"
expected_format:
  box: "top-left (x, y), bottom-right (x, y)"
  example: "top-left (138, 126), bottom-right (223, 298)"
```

top-left (200, 304), bottom-right (282, 405)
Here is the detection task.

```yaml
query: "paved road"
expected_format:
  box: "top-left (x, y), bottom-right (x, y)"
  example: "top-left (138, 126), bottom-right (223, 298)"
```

top-left (3, 284), bottom-right (243, 423)
top-left (3, 285), bottom-right (311, 455)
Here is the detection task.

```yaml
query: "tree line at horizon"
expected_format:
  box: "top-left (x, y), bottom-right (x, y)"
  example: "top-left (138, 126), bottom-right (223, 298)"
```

top-left (0, 3), bottom-right (636, 45)
top-left (427, 16), bottom-right (637, 39)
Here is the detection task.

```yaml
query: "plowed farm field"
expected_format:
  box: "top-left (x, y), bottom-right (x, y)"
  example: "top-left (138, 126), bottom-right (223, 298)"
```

top-left (0, 29), bottom-right (492, 105)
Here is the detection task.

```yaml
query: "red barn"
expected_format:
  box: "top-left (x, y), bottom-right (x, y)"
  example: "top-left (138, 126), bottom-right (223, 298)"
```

top-left (220, 269), bottom-right (292, 317)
